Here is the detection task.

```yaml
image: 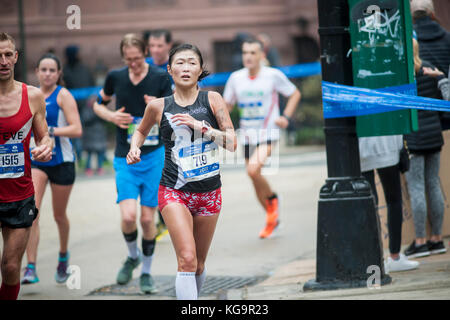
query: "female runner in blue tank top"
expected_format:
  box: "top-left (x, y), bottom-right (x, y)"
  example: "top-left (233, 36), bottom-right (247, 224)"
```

top-left (21, 53), bottom-right (82, 285)
top-left (127, 44), bottom-right (237, 300)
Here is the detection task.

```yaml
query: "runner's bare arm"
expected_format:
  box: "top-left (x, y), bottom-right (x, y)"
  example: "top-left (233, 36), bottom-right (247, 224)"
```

top-left (275, 88), bottom-right (301, 129)
top-left (170, 92), bottom-right (236, 152)
top-left (55, 88), bottom-right (82, 138)
top-left (208, 91), bottom-right (237, 152)
top-left (226, 102), bottom-right (235, 113)
top-left (29, 86), bottom-right (52, 162)
top-left (93, 89), bottom-right (133, 129)
top-left (127, 98), bottom-right (164, 165)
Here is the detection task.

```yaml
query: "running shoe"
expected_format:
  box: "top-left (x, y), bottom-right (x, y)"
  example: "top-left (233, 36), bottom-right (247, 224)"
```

top-left (85, 168), bottom-right (94, 177)
top-left (259, 196), bottom-right (280, 239)
top-left (140, 273), bottom-right (158, 294)
top-left (116, 254), bottom-right (142, 285)
top-left (21, 264), bottom-right (40, 285)
top-left (404, 241), bottom-right (430, 258)
top-left (55, 252), bottom-right (70, 283)
top-left (427, 240), bottom-right (447, 255)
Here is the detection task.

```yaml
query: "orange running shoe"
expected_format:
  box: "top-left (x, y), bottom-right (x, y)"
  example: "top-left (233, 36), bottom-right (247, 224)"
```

top-left (259, 197), bottom-right (280, 239)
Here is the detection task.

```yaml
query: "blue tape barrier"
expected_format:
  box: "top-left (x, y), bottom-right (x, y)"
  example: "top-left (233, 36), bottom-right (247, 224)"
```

top-left (68, 62), bottom-right (322, 101)
top-left (70, 86), bottom-right (102, 101)
top-left (322, 81), bottom-right (450, 119)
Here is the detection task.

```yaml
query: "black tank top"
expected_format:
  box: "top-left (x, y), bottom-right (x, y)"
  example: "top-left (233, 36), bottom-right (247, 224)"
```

top-left (160, 91), bottom-right (221, 192)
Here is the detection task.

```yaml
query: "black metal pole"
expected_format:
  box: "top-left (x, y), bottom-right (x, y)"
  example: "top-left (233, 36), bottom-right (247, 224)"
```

top-left (303, 0), bottom-right (391, 291)
top-left (18, 0), bottom-right (27, 83)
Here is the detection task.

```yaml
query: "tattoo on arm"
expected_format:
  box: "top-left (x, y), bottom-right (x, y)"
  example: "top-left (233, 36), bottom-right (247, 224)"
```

top-left (210, 106), bottom-right (235, 149)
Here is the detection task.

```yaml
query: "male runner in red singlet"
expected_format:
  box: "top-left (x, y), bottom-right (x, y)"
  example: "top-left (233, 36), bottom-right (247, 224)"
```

top-left (0, 32), bottom-right (53, 300)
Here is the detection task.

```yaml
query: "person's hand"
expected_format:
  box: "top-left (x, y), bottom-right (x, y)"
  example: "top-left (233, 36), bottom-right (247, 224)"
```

top-left (112, 107), bottom-right (133, 129)
top-left (275, 116), bottom-right (289, 129)
top-left (126, 146), bottom-right (141, 165)
top-left (170, 113), bottom-right (203, 131)
top-left (144, 95), bottom-right (157, 105)
top-left (423, 67), bottom-right (444, 78)
top-left (31, 144), bottom-right (52, 162)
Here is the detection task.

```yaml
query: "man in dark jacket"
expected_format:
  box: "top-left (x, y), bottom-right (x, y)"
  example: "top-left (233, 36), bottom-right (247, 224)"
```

top-left (411, 0), bottom-right (450, 129)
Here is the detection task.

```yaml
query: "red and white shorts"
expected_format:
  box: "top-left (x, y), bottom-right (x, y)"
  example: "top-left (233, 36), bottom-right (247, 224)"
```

top-left (158, 185), bottom-right (222, 216)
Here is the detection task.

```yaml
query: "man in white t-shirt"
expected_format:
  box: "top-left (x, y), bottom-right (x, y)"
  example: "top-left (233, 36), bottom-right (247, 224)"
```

top-left (223, 38), bottom-right (301, 239)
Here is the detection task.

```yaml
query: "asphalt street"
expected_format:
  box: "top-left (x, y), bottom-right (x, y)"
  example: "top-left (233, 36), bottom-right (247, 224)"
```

top-left (1, 145), bottom-right (327, 300)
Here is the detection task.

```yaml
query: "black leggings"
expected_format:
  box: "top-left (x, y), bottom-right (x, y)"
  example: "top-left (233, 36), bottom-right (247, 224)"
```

top-left (362, 164), bottom-right (403, 255)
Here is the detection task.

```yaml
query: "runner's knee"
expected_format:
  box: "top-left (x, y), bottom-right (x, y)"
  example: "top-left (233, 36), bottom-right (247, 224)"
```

top-left (53, 212), bottom-right (68, 225)
top-left (1, 258), bottom-right (20, 278)
top-left (178, 250), bottom-right (197, 272)
top-left (139, 213), bottom-right (154, 227)
top-left (247, 164), bottom-right (261, 179)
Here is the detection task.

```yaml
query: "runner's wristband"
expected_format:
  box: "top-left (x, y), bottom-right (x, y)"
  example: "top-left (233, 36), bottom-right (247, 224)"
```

top-left (97, 92), bottom-right (111, 106)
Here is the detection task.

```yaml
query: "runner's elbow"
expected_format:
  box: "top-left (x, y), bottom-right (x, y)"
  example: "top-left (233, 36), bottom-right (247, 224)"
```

top-left (74, 126), bottom-right (83, 138)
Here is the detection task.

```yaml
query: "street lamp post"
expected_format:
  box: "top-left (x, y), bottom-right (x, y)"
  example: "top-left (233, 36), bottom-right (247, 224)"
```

top-left (303, 0), bottom-right (391, 291)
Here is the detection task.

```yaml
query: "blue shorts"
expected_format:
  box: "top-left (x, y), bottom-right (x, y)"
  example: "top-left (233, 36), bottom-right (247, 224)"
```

top-left (113, 146), bottom-right (164, 207)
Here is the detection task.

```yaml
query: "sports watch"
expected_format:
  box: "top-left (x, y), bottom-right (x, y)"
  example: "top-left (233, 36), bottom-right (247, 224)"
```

top-left (201, 120), bottom-right (212, 135)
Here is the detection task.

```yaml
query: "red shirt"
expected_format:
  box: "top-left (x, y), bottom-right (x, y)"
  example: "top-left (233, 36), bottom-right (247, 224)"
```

top-left (0, 83), bottom-right (34, 202)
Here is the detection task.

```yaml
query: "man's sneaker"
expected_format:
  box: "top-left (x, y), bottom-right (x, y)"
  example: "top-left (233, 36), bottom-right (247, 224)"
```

top-left (427, 240), bottom-right (447, 255)
top-left (21, 264), bottom-right (39, 285)
top-left (55, 252), bottom-right (70, 284)
top-left (384, 254), bottom-right (419, 274)
top-left (116, 254), bottom-right (142, 285)
top-left (404, 241), bottom-right (430, 258)
top-left (140, 274), bottom-right (158, 294)
top-left (259, 197), bottom-right (280, 239)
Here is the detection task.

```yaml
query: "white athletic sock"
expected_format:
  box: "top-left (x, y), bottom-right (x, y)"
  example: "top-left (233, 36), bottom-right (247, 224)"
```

top-left (176, 272), bottom-right (198, 300)
top-left (196, 268), bottom-right (207, 296)
top-left (141, 254), bottom-right (153, 275)
top-left (126, 240), bottom-right (139, 260)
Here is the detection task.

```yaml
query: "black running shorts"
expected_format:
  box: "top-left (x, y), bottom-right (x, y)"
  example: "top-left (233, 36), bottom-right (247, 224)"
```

top-left (244, 141), bottom-right (272, 160)
top-left (0, 196), bottom-right (38, 229)
top-left (32, 162), bottom-right (75, 185)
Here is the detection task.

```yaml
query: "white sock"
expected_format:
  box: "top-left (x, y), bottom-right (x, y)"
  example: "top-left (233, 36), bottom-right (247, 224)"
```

top-left (141, 254), bottom-right (153, 275)
top-left (176, 272), bottom-right (197, 300)
top-left (196, 268), bottom-right (207, 296)
top-left (126, 240), bottom-right (139, 259)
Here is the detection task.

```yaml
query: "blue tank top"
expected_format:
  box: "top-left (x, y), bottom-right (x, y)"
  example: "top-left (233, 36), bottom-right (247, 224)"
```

top-left (31, 86), bottom-right (75, 167)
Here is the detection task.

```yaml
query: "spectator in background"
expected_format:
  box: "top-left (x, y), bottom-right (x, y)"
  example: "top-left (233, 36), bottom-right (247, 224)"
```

top-left (230, 32), bottom-right (252, 71)
top-left (403, 39), bottom-right (447, 258)
top-left (81, 95), bottom-right (108, 176)
top-left (423, 65), bottom-right (450, 101)
top-left (411, 0), bottom-right (450, 129)
top-left (63, 45), bottom-right (95, 167)
top-left (359, 134), bottom-right (419, 273)
top-left (256, 33), bottom-right (281, 67)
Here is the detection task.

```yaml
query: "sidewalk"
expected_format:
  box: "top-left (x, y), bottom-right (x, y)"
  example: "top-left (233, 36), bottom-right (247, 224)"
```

top-left (226, 238), bottom-right (450, 300)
